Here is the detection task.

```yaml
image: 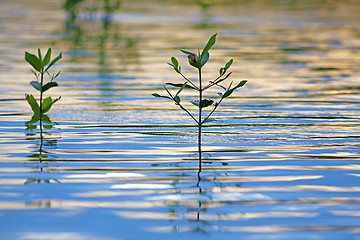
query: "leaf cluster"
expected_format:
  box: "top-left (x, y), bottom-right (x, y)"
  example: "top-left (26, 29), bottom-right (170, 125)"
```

top-left (25, 48), bottom-right (62, 120)
top-left (153, 33), bottom-right (247, 125)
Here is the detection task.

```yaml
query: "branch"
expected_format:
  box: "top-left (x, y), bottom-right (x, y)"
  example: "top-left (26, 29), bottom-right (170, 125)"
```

top-left (178, 72), bottom-right (199, 91)
top-left (201, 96), bottom-right (225, 125)
top-left (176, 102), bottom-right (199, 125)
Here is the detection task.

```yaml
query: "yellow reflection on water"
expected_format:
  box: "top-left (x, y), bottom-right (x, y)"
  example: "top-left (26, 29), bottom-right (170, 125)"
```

top-left (116, 210), bottom-right (317, 221)
top-left (65, 172), bottom-right (145, 178)
top-left (0, 200), bottom-right (166, 210)
top-left (332, 211), bottom-right (360, 217)
top-left (110, 183), bottom-right (174, 189)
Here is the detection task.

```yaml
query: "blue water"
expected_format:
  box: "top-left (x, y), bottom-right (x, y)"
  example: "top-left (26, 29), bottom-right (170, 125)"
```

top-left (1, 0), bottom-right (360, 239)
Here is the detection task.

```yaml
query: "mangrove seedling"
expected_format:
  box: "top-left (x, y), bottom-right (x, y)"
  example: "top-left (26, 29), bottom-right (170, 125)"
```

top-left (25, 48), bottom-right (62, 124)
top-left (152, 33), bottom-right (247, 175)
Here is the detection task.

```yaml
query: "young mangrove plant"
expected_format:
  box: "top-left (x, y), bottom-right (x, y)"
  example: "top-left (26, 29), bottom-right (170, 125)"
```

top-left (152, 33), bottom-right (247, 175)
top-left (25, 48), bottom-right (62, 126)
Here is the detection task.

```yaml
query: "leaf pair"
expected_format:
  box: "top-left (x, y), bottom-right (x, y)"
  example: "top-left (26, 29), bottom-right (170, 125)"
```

top-left (218, 80), bottom-right (247, 98)
top-left (25, 94), bottom-right (61, 115)
top-left (219, 59), bottom-right (233, 75)
top-left (176, 33), bottom-right (217, 69)
top-left (190, 99), bottom-right (214, 108)
top-left (25, 48), bottom-right (62, 73)
top-left (30, 81), bottom-right (58, 93)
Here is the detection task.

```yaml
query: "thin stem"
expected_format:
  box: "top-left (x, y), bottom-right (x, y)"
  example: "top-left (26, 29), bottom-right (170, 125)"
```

top-left (202, 72), bottom-right (226, 90)
top-left (202, 96), bottom-right (225, 124)
top-left (40, 70), bottom-right (44, 114)
top-left (39, 69), bottom-right (44, 135)
top-left (178, 72), bottom-right (199, 90)
top-left (176, 102), bottom-right (199, 125)
top-left (165, 85), bottom-right (199, 124)
top-left (198, 68), bottom-right (202, 175)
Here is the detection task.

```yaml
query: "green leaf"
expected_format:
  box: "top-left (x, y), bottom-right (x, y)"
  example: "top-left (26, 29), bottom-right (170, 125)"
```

top-left (38, 48), bottom-right (42, 61)
top-left (201, 52), bottom-right (209, 67)
top-left (190, 99), bottom-right (214, 108)
top-left (203, 118), bottom-right (216, 123)
top-left (219, 68), bottom-right (224, 75)
top-left (173, 96), bottom-right (180, 104)
top-left (45, 52), bottom-right (62, 72)
top-left (168, 63), bottom-right (180, 73)
top-left (219, 59), bottom-right (233, 75)
top-left (223, 89), bottom-right (234, 98)
top-left (30, 81), bottom-right (42, 91)
top-left (152, 93), bottom-right (171, 99)
top-left (176, 48), bottom-right (196, 56)
top-left (166, 83), bottom-right (197, 90)
top-left (225, 59), bottom-right (233, 69)
top-left (42, 96), bottom-right (61, 113)
top-left (190, 100), bottom-right (200, 107)
top-left (42, 82), bottom-right (58, 92)
top-left (25, 94), bottom-right (40, 114)
top-left (200, 99), bottom-right (214, 108)
top-left (168, 57), bottom-right (180, 73)
top-left (43, 48), bottom-right (52, 66)
top-left (171, 57), bottom-right (178, 68)
top-left (41, 114), bottom-right (52, 124)
top-left (232, 80), bottom-right (247, 90)
top-left (43, 124), bottom-right (53, 129)
top-left (26, 114), bottom-right (40, 126)
top-left (200, 33), bottom-right (217, 60)
top-left (25, 52), bottom-right (42, 72)
top-left (42, 97), bottom-right (53, 113)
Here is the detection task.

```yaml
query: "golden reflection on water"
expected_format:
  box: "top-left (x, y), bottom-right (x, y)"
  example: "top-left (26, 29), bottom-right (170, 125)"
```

top-left (0, 0), bottom-right (360, 239)
top-left (116, 210), bottom-right (317, 221)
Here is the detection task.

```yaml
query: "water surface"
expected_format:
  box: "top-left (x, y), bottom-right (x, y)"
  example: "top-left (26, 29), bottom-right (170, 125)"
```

top-left (1, 0), bottom-right (360, 239)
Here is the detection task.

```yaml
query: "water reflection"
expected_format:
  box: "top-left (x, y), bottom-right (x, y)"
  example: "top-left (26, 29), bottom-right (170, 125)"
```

top-left (63, 0), bottom-right (139, 73)
top-left (25, 114), bottom-right (61, 184)
top-left (193, 0), bottom-right (215, 28)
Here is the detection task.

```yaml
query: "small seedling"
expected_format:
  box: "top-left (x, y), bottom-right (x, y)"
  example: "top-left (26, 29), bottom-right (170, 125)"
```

top-left (153, 33), bottom-right (247, 175)
top-left (25, 48), bottom-right (62, 123)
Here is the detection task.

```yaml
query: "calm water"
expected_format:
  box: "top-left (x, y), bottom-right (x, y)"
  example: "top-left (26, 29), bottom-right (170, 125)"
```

top-left (1, 0), bottom-right (360, 239)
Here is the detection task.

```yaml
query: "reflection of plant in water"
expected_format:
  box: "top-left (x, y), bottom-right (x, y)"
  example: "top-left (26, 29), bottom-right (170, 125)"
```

top-left (25, 116), bottom-right (61, 184)
top-left (63, 0), bottom-right (134, 73)
top-left (193, 0), bottom-right (215, 28)
top-left (153, 34), bottom-right (247, 176)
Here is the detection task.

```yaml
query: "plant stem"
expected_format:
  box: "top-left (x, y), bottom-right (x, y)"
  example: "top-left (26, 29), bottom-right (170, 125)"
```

top-left (39, 69), bottom-right (44, 129)
top-left (40, 70), bottom-right (44, 113)
top-left (198, 68), bottom-right (202, 176)
top-left (176, 103), bottom-right (199, 124)
top-left (202, 96), bottom-right (225, 124)
top-left (178, 72), bottom-right (199, 90)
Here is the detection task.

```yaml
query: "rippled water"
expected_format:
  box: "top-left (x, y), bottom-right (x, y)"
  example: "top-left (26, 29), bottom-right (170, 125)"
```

top-left (1, 0), bottom-right (360, 239)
